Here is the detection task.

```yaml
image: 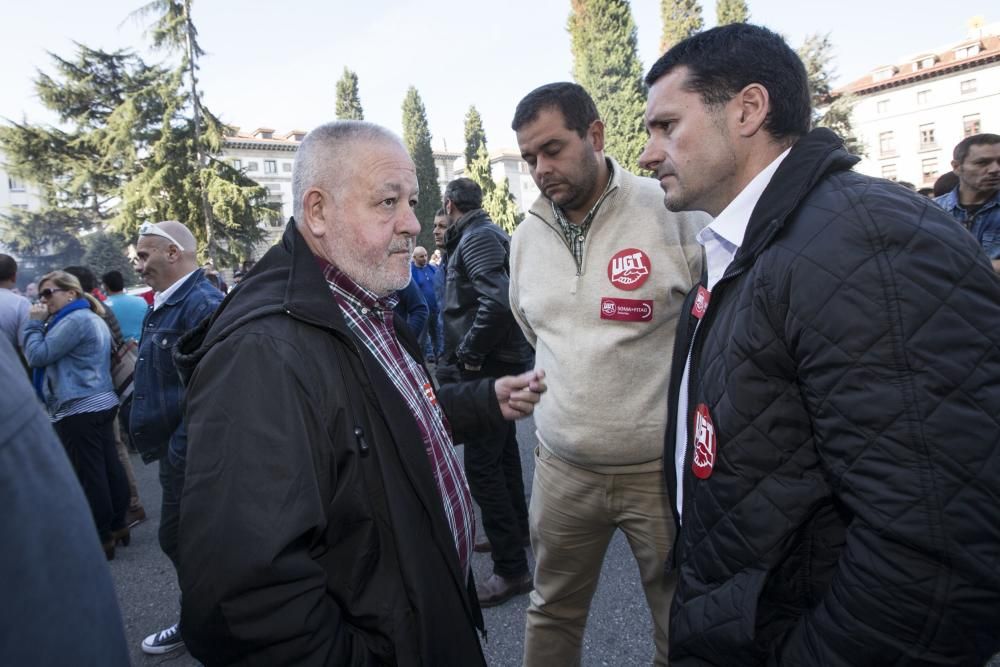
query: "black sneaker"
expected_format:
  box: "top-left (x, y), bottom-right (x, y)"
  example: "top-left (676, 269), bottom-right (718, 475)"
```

top-left (141, 622), bottom-right (184, 655)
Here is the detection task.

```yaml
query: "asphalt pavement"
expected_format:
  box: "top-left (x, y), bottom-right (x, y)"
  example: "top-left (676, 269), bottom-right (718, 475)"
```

top-left (109, 416), bottom-right (657, 667)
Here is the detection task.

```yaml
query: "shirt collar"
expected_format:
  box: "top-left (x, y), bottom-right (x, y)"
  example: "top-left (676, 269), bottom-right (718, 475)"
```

top-left (697, 147), bottom-right (791, 252)
top-left (152, 268), bottom-right (199, 311)
top-left (313, 256), bottom-right (399, 313)
top-left (550, 158), bottom-right (616, 232)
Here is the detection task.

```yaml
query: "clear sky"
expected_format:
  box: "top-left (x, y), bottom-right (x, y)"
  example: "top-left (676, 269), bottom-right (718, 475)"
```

top-left (0, 1), bottom-right (993, 155)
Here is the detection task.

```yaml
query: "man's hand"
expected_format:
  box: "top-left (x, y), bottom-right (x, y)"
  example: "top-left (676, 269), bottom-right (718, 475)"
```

top-left (28, 304), bottom-right (48, 321)
top-left (494, 368), bottom-right (547, 420)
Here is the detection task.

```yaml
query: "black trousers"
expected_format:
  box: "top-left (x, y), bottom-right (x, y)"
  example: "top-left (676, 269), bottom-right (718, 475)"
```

top-left (55, 406), bottom-right (129, 542)
top-left (459, 359), bottom-right (530, 578)
top-left (158, 453), bottom-right (185, 569)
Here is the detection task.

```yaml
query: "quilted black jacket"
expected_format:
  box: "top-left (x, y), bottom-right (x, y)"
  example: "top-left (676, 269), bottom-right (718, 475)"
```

top-left (440, 208), bottom-right (532, 371)
top-left (665, 129), bottom-right (1000, 666)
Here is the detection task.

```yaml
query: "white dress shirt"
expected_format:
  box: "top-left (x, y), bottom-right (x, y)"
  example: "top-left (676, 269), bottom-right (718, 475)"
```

top-left (674, 148), bottom-right (791, 521)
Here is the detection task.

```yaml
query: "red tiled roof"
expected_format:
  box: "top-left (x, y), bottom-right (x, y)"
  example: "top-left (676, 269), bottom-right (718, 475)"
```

top-left (837, 34), bottom-right (1000, 95)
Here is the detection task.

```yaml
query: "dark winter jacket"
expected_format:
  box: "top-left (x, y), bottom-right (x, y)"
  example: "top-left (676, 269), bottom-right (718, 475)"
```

top-left (174, 220), bottom-right (501, 666)
top-left (665, 129), bottom-right (1000, 666)
top-left (440, 208), bottom-right (532, 374)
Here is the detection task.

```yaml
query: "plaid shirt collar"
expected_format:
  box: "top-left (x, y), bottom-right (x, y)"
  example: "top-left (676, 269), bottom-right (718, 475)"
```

top-left (313, 257), bottom-right (399, 315)
top-left (550, 158), bottom-right (616, 268)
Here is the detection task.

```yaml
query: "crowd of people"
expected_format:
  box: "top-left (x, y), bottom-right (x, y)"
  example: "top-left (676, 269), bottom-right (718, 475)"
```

top-left (2, 22), bottom-right (999, 667)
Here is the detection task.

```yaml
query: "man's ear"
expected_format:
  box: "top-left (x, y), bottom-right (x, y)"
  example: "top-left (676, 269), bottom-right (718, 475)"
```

top-left (951, 160), bottom-right (961, 174)
top-left (301, 188), bottom-right (329, 238)
top-left (734, 83), bottom-right (770, 138)
top-left (588, 119), bottom-right (606, 153)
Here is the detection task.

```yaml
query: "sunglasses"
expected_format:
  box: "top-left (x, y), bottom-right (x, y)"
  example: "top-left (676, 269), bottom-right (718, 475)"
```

top-left (139, 222), bottom-right (186, 250)
top-left (39, 288), bottom-right (67, 299)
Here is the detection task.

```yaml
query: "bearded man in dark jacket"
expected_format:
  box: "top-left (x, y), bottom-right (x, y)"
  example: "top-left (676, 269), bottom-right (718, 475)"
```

top-left (174, 121), bottom-right (546, 666)
top-left (639, 24), bottom-right (1000, 666)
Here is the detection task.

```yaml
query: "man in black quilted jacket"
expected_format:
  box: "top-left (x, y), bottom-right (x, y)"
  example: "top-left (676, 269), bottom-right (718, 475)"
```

top-left (639, 23), bottom-right (1000, 666)
top-left (440, 177), bottom-right (535, 607)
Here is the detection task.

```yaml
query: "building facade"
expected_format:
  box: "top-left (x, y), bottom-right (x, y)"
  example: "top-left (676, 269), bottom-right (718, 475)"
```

top-left (220, 127), bottom-right (304, 252)
top-left (434, 148), bottom-right (540, 215)
top-left (840, 21), bottom-right (1000, 187)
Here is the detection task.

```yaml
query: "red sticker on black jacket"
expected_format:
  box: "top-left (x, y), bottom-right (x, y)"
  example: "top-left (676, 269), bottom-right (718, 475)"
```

top-left (691, 285), bottom-right (710, 319)
top-left (608, 248), bottom-right (651, 290)
top-left (691, 404), bottom-right (716, 479)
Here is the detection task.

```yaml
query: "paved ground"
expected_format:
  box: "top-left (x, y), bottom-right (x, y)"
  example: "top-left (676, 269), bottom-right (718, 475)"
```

top-left (109, 419), bottom-right (1000, 667)
top-left (109, 417), bottom-right (658, 667)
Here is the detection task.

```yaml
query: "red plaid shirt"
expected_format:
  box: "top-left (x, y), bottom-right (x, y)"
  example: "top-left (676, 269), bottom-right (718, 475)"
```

top-left (317, 259), bottom-right (475, 575)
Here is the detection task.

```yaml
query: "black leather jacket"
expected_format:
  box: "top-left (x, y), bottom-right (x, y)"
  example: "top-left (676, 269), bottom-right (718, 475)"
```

top-left (440, 209), bottom-right (532, 373)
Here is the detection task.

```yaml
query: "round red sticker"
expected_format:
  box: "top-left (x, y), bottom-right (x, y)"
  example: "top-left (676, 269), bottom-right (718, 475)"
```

top-left (691, 403), bottom-right (716, 480)
top-left (607, 248), bottom-right (651, 291)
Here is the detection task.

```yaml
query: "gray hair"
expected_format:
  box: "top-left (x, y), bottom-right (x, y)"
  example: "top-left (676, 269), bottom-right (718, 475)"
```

top-left (292, 121), bottom-right (403, 222)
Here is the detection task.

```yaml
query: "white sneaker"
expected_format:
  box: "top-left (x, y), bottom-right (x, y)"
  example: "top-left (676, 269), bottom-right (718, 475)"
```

top-left (141, 622), bottom-right (184, 655)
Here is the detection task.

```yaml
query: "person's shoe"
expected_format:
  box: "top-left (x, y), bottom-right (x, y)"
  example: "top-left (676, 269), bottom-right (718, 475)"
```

top-left (112, 526), bottom-right (131, 547)
top-left (477, 572), bottom-right (533, 607)
top-left (102, 539), bottom-right (115, 561)
top-left (141, 623), bottom-right (184, 655)
top-left (126, 506), bottom-right (146, 528)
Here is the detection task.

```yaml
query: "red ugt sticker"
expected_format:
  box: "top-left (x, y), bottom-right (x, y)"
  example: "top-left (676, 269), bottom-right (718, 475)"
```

top-left (608, 248), bottom-right (651, 291)
top-left (691, 403), bottom-right (716, 479)
top-left (691, 285), bottom-right (710, 320)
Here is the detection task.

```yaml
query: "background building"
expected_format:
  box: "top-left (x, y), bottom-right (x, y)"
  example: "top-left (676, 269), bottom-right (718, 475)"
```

top-left (220, 127), bottom-right (303, 252)
top-left (433, 148), bottom-right (539, 215)
top-left (840, 19), bottom-right (1000, 187)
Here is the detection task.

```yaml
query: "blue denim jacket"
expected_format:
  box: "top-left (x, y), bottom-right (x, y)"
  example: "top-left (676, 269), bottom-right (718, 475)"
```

top-left (130, 270), bottom-right (223, 464)
top-left (21, 308), bottom-right (114, 415)
top-left (934, 187), bottom-right (1000, 259)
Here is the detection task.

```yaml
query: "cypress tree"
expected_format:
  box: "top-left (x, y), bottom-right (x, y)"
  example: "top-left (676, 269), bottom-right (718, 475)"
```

top-left (716, 0), bottom-right (749, 25)
top-left (798, 33), bottom-right (864, 156)
top-left (84, 231), bottom-right (138, 283)
top-left (401, 86), bottom-right (441, 251)
top-left (463, 106), bottom-right (487, 168)
top-left (568, 0), bottom-right (647, 172)
top-left (335, 68), bottom-right (364, 120)
top-left (660, 0), bottom-right (704, 52)
top-left (465, 144), bottom-right (521, 235)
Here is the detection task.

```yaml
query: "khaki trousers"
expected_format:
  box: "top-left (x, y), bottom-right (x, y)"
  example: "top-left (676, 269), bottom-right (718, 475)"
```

top-left (523, 445), bottom-right (676, 667)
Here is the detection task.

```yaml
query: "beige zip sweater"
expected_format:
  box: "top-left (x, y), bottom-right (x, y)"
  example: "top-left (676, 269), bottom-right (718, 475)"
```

top-left (510, 159), bottom-right (707, 472)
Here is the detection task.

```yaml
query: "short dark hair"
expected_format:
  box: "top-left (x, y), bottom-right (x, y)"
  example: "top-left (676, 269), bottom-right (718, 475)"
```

top-left (511, 82), bottom-right (600, 138)
top-left (63, 265), bottom-right (97, 293)
top-left (444, 178), bottom-right (483, 213)
top-left (0, 254), bottom-right (16, 283)
top-left (932, 171), bottom-right (959, 197)
top-left (953, 133), bottom-right (1000, 164)
top-left (645, 24), bottom-right (811, 140)
top-left (435, 207), bottom-right (445, 217)
top-left (102, 270), bottom-right (125, 292)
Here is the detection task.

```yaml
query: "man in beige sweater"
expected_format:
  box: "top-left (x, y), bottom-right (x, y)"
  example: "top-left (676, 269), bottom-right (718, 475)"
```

top-left (510, 82), bottom-right (707, 666)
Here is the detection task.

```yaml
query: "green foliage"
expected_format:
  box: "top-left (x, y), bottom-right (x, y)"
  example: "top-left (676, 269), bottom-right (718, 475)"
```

top-left (568, 0), bottom-right (648, 172)
top-left (83, 231), bottom-right (137, 283)
top-left (716, 0), bottom-right (749, 24)
top-left (797, 33), bottom-right (864, 157)
top-left (660, 0), bottom-right (703, 52)
top-left (463, 106), bottom-right (487, 168)
top-left (401, 86), bottom-right (442, 250)
top-left (335, 68), bottom-right (364, 120)
top-left (0, 209), bottom-right (86, 278)
top-left (465, 144), bottom-right (522, 235)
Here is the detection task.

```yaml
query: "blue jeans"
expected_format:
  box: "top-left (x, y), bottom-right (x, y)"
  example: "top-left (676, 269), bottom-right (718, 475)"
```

top-left (419, 308), bottom-right (443, 359)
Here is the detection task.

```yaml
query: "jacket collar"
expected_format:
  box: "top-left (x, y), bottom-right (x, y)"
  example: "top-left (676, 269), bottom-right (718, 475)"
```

top-left (161, 268), bottom-right (207, 308)
top-left (444, 208), bottom-right (491, 251)
top-left (733, 128), bottom-right (859, 270)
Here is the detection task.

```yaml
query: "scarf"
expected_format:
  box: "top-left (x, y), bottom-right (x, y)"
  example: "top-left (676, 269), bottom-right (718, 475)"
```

top-left (32, 298), bottom-right (92, 400)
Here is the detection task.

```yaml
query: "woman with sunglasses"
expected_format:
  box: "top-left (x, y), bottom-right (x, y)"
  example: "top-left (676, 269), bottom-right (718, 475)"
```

top-left (21, 270), bottom-right (130, 559)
